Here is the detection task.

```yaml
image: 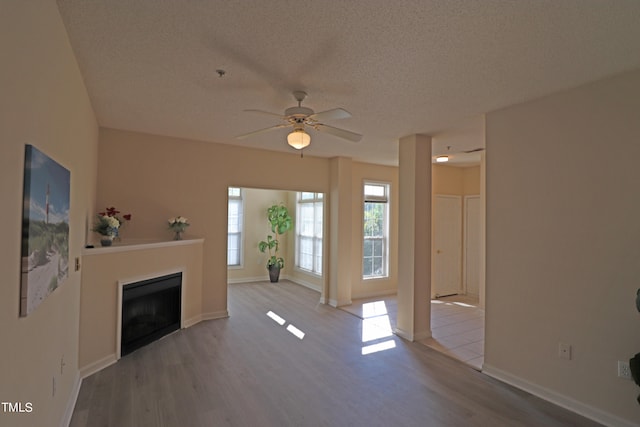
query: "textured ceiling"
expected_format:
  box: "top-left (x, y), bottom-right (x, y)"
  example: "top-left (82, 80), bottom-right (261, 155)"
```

top-left (56, 0), bottom-right (640, 166)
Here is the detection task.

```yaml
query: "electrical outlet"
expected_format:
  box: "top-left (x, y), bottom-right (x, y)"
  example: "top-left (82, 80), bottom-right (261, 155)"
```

top-left (75, 257), bottom-right (81, 271)
top-left (618, 361), bottom-right (632, 380)
top-left (558, 343), bottom-right (572, 360)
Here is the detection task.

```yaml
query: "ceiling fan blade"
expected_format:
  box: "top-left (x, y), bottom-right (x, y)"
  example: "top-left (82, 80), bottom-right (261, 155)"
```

top-left (236, 123), bottom-right (290, 139)
top-left (308, 108), bottom-right (352, 122)
top-left (463, 147), bottom-right (485, 153)
top-left (313, 123), bottom-right (362, 142)
top-left (243, 109), bottom-right (287, 119)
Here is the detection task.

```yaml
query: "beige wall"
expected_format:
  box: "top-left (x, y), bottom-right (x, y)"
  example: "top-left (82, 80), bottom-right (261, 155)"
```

top-left (462, 166), bottom-right (481, 195)
top-left (0, 1), bottom-right (98, 426)
top-left (433, 164), bottom-right (480, 196)
top-left (98, 128), bottom-right (330, 317)
top-left (102, 134), bottom-right (477, 308)
top-left (433, 164), bottom-right (464, 195)
top-left (99, 129), bottom-right (402, 307)
top-left (485, 69), bottom-right (640, 425)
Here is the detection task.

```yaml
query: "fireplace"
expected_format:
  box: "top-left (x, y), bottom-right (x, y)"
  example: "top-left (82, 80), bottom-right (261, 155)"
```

top-left (120, 272), bottom-right (182, 356)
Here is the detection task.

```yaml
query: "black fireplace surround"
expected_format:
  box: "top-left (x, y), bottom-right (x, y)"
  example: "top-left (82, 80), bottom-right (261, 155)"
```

top-left (121, 272), bottom-right (182, 356)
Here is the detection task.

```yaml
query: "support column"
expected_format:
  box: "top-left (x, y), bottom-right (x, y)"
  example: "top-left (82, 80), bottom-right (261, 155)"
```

top-left (396, 134), bottom-right (432, 341)
top-left (479, 150), bottom-right (487, 309)
top-left (328, 157), bottom-right (352, 307)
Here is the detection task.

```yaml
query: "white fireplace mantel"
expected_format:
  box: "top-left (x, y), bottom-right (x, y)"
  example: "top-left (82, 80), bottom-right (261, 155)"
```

top-left (82, 238), bottom-right (203, 255)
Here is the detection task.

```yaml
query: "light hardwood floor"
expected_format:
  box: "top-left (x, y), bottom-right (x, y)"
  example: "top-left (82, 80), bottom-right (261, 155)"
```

top-left (71, 281), bottom-right (601, 426)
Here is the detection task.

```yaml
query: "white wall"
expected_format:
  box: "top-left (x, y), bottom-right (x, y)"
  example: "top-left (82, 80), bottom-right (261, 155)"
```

top-left (484, 69), bottom-right (640, 426)
top-left (0, 1), bottom-right (98, 426)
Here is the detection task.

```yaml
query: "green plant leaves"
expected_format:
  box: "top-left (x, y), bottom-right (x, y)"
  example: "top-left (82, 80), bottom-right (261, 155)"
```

top-left (259, 203), bottom-right (293, 269)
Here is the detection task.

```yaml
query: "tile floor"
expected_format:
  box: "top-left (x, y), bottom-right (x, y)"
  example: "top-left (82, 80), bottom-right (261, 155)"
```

top-left (420, 294), bottom-right (485, 370)
top-left (343, 294), bottom-right (485, 370)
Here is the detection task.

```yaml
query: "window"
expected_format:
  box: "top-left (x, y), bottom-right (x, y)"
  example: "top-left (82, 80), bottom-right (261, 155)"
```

top-left (363, 183), bottom-right (389, 279)
top-left (295, 192), bottom-right (323, 275)
top-left (227, 187), bottom-right (243, 266)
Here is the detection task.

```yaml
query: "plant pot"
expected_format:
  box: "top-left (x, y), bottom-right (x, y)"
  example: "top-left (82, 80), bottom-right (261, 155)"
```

top-left (268, 265), bottom-right (281, 283)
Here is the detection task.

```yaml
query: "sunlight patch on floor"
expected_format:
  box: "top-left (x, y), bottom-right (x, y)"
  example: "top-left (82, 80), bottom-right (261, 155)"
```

top-left (362, 340), bottom-right (396, 355)
top-left (362, 314), bottom-right (393, 342)
top-left (266, 310), bottom-right (306, 340)
top-left (361, 300), bottom-right (395, 355)
top-left (452, 302), bottom-right (476, 308)
top-left (286, 324), bottom-right (305, 340)
top-left (267, 310), bottom-right (286, 325)
top-left (362, 300), bottom-right (388, 317)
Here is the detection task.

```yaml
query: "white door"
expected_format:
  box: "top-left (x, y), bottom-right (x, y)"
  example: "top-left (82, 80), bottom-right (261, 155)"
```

top-left (464, 196), bottom-right (481, 297)
top-left (433, 195), bottom-right (462, 298)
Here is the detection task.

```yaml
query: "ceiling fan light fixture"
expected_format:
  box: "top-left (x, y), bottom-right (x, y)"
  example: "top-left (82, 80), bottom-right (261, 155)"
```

top-left (287, 128), bottom-right (311, 150)
top-left (436, 155), bottom-right (449, 163)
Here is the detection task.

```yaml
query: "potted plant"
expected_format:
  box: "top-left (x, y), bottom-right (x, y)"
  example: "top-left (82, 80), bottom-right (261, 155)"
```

top-left (92, 206), bottom-right (131, 246)
top-left (258, 203), bottom-right (293, 283)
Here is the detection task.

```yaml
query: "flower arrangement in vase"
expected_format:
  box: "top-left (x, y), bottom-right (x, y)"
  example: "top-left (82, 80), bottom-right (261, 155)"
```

top-left (168, 216), bottom-right (189, 240)
top-left (92, 207), bottom-right (132, 246)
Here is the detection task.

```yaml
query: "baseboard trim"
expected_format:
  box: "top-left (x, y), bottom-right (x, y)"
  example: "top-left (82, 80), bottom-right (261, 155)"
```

top-left (328, 298), bottom-right (352, 308)
top-left (287, 277), bottom-right (322, 293)
top-left (351, 290), bottom-right (397, 300)
top-left (183, 314), bottom-right (202, 328)
top-left (202, 310), bottom-right (229, 320)
top-left (394, 328), bottom-right (431, 342)
top-left (413, 330), bottom-right (432, 341)
top-left (60, 371), bottom-right (81, 427)
top-left (482, 364), bottom-right (637, 427)
top-left (394, 327), bottom-right (414, 341)
top-left (227, 276), bottom-right (267, 284)
top-left (79, 354), bottom-right (117, 379)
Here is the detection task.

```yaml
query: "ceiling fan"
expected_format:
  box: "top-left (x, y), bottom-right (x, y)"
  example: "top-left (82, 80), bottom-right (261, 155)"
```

top-left (236, 91), bottom-right (363, 150)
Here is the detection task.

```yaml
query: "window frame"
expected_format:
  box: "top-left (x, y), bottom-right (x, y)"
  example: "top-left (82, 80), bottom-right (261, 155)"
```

top-left (295, 192), bottom-right (323, 276)
top-left (362, 181), bottom-right (390, 280)
top-left (227, 187), bottom-right (243, 268)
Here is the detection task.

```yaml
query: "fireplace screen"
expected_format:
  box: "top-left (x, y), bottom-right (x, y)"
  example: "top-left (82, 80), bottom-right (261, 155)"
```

top-left (121, 272), bottom-right (181, 356)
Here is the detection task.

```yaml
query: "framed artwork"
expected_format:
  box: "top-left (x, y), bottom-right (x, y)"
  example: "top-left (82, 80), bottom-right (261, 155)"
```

top-left (20, 145), bottom-right (70, 316)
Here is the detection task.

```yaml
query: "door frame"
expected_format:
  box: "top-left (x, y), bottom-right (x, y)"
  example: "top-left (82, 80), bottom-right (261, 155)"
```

top-left (463, 195), bottom-right (481, 296)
